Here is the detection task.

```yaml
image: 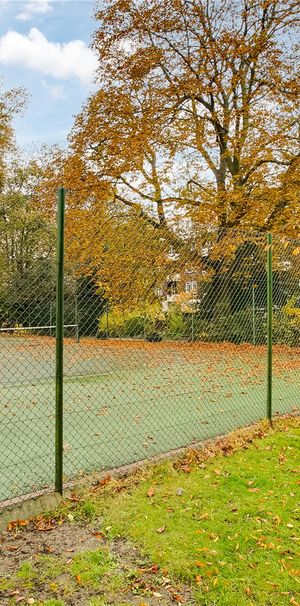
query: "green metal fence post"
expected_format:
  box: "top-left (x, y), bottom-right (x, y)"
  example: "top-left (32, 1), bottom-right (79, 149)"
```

top-left (252, 285), bottom-right (256, 346)
top-left (267, 233), bottom-right (273, 424)
top-left (55, 187), bottom-right (65, 494)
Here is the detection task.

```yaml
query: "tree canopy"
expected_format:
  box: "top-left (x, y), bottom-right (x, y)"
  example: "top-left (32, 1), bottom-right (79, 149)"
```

top-left (63, 0), bottom-right (299, 237)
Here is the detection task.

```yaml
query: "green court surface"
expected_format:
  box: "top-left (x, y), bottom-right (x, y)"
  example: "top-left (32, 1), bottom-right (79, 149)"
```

top-left (0, 337), bottom-right (299, 501)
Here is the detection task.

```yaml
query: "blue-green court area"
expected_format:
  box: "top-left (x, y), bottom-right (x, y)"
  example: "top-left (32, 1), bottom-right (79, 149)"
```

top-left (0, 336), bottom-right (299, 501)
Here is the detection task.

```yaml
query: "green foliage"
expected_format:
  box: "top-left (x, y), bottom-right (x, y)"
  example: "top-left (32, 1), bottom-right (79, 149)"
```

top-left (272, 298), bottom-right (300, 346)
top-left (98, 303), bottom-right (161, 338)
top-left (165, 304), bottom-right (185, 339)
top-left (100, 296), bottom-right (300, 347)
top-left (196, 307), bottom-right (266, 345)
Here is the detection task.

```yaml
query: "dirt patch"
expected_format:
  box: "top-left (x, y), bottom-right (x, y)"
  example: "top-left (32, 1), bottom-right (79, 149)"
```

top-left (0, 522), bottom-right (101, 577)
top-left (0, 521), bottom-right (193, 605)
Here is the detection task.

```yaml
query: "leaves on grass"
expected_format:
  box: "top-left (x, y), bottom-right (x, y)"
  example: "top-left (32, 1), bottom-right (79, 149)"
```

top-left (34, 515), bottom-right (58, 531)
top-left (93, 531), bottom-right (106, 540)
top-left (147, 487), bottom-right (155, 497)
top-left (68, 494), bottom-right (80, 503)
top-left (198, 512), bottom-right (209, 520)
top-left (92, 474), bottom-right (112, 490)
top-left (279, 451), bottom-right (287, 464)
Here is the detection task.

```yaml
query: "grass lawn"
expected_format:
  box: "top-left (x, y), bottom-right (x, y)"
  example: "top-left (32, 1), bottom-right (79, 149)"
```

top-left (0, 416), bottom-right (299, 606)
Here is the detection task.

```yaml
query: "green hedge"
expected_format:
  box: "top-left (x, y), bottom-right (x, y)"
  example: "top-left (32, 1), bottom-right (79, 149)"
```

top-left (98, 300), bottom-right (300, 347)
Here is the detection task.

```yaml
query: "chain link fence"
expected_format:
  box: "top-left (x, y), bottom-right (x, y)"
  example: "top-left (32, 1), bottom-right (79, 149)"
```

top-left (0, 189), bottom-right (299, 503)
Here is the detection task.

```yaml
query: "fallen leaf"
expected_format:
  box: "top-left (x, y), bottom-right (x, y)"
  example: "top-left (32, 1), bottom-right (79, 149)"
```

top-left (245, 586), bottom-right (252, 596)
top-left (248, 487), bottom-right (260, 493)
top-left (7, 519), bottom-right (29, 532)
top-left (99, 475), bottom-right (112, 488)
top-left (171, 593), bottom-right (184, 602)
top-left (157, 526), bottom-right (166, 534)
top-left (147, 487), bottom-right (155, 498)
top-left (195, 561), bottom-right (206, 568)
top-left (181, 465), bottom-right (191, 473)
top-left (152, 591), bottom-right (163, 598)
top-left (69, 495), bottom-right (80, 502)
top-left (93, 531), bottom-right (105, 540)
top-left (149, 564), bottom-right (159, 573)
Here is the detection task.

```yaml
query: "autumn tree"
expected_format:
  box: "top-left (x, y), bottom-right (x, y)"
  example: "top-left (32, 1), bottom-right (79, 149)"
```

top-left (0, 83), bottom-right (26, 170)
top-left (67, 0), bottom-right (299, 237)
top-left (40, 1), bottom-right (300, 317)
top-left (0, 154), bottom-right (58, 327)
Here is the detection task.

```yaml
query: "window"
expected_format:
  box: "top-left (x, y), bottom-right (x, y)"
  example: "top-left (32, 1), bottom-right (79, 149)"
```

top-left (167, 280), bottom-right (178, 295)
top-left (185, 281), bottom-right (197, 293)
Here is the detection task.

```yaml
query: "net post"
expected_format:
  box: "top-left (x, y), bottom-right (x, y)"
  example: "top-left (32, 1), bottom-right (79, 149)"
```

top-left (55, 186), bottom-right (65, 494)
top-left (267, 233), bottom-right (273, 425)
top-left (75, 293), bottom-right (79, 342)
top-left (50, 301), bottom-right (53, 338)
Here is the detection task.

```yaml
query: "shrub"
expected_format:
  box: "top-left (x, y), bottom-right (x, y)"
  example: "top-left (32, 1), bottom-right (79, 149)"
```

top-left (98, 303), bottom-right (161, 338)
top-left (272, 297), bottom-right (300, 346)
top-left (98, 299), bottom-right (300, 347)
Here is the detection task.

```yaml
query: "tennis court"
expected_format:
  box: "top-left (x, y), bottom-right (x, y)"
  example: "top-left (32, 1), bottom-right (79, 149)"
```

top-left (0, 334), bottom-right (299, 502)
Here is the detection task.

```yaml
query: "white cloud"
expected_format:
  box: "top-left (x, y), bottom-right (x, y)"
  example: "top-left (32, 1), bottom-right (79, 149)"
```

top-left (0, 28), bottom-right (98, 85)
top-left (16, 0), bottom-right (52, 22)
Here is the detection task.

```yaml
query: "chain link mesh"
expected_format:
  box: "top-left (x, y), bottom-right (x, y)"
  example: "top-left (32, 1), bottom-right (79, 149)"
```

top-left (1, 194), bottom-right (299, 502)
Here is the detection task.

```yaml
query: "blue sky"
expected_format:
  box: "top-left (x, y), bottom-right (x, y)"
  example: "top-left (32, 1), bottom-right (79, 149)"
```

top-left (0, 0), bottom-right (98, 148)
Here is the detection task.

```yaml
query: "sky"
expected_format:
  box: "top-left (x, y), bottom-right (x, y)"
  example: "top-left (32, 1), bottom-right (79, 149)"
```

top-left (0, 0), bottom-right (98, 149)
